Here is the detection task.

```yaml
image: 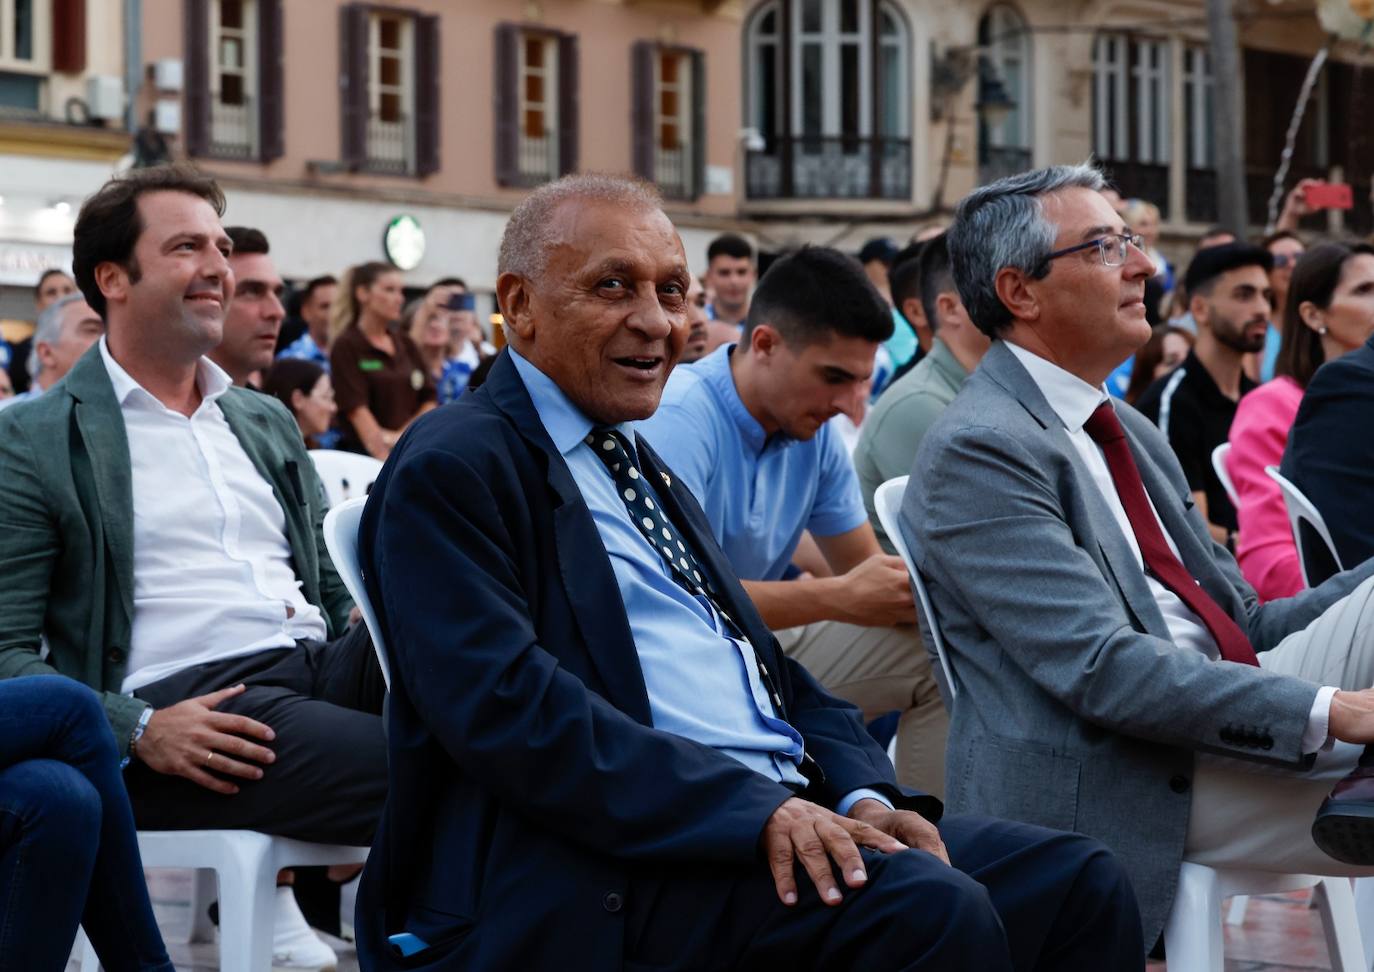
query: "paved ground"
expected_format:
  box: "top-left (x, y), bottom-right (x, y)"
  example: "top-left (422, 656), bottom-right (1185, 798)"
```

top-left (70, 874), bottom-right (1342, 971)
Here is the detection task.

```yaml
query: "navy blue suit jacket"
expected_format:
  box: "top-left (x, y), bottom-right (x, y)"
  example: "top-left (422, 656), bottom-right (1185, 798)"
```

top-left (1282, 333), bottom-right (1374, 577)
top-left (352, 352), bottom-right (938, 971)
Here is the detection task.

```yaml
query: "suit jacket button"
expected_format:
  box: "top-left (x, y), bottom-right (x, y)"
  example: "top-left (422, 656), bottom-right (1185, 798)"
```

top-left (603, 891), bottom-right (623, 913)
top-left (1170, 775), bottom-right (1190, 794)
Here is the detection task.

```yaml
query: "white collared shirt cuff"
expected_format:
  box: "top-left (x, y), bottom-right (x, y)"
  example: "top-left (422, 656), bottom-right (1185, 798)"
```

top-left (835, 788), bottom-right (895, 817)
top-left (1303, 685), bottom-right (1340, 754)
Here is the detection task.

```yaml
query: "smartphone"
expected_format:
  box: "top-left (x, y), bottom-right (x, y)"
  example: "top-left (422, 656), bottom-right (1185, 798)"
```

top-left (444, 292), bottom-right (476, 312)
top-left (1303, 182), bottom-right (1354, 211)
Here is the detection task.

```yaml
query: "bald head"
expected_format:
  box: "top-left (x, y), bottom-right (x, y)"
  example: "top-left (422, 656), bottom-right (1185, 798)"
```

top-left (498, 174), bottom-right (665, 284)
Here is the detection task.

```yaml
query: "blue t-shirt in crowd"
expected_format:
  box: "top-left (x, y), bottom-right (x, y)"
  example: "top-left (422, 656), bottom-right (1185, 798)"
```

top-left (277, 332), bottom-right (329, 370)
top-left (639, 344), bottom-right (868, 581)
top-left (1261, 323), bottom-right (1281, 383)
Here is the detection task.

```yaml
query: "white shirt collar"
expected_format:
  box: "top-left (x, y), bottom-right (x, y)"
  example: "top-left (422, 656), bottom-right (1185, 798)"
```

top-left (99, 335), bottom-right (233, 410)
top-left (1003, 341), bottom-right (1110, 434)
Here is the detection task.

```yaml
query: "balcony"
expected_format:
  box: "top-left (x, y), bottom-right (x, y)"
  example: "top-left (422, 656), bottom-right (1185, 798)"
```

top-left (365, 113), bottom-right (412, 176)
top-left (210, 96), bottom-right (255, 161)
top-left (745, 135), bottom-right (911, 201)
top-left (654, 144), bottom-right (693, 200)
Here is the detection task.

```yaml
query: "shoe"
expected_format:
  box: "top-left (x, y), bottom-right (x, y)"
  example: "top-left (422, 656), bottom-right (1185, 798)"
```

top-left (1312, 746), bottom-right (1374, 865)
top-left (272, 885), bottom-right (339, 971)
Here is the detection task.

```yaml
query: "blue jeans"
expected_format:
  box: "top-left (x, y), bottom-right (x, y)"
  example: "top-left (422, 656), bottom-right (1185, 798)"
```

top-left (0, 676), bottom-right (173, 971)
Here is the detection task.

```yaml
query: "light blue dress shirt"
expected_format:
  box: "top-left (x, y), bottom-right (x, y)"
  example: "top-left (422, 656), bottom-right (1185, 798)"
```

top-left (639, 344), bottom-right (868, 581)
top-left (509, 349), bottom-right (890, 813)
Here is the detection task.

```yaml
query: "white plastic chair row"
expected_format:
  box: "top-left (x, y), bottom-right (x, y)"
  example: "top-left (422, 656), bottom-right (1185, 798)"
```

top-left (308, 449), bottom-right (384, 510)
top-left (1265, 465), bottom-right (1344, 588)
top-left (75, 830), bottom-right (368, 972)
top-left (1211, 442), bottom-right (1240, 508)
top-left (873, 474), bottom-right (1367, 970)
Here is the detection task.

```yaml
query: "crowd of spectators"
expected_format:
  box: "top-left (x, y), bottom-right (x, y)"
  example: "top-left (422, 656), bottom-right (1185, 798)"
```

top-left (5, 155), bottom-right (1374, 970)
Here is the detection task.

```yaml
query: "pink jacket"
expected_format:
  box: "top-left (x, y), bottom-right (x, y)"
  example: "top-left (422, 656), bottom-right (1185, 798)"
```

top-left (1226, 376), bottom-right (1305, 601)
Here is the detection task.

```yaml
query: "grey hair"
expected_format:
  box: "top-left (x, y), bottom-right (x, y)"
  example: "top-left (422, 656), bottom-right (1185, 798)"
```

top-left (497, 173), bottom-right (664, 280)
top-left (947, 162), bottom-right (1107, 338)
top-left (29, 292), bottom-right (88, 377)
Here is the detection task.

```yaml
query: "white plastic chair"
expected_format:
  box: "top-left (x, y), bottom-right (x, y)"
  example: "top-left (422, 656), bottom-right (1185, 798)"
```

top-left (1265, 465), bottom-right (1344, 588)
top-left (874, 476), bottom-right (957, 701)
top-left (1164, 863), bottom-right (1364, 971)
top-left (308, 449), bottom-right (384, 509)
top-left (75, 830), bottom-right (368, 972)
top-left (323, 496), bottom-right (391, 689)
top-left (1211, 443), bottom-right (1239, 508)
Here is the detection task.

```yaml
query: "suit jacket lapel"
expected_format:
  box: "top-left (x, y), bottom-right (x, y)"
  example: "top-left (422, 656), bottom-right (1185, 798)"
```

top-left (65, 350), bottom-right (135, 620)
top-left (483, 354), bottom-right (654, 725)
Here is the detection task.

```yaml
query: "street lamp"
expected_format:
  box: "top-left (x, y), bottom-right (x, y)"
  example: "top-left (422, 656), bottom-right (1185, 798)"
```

top-left (928, 45), bottom-right (1018, 211)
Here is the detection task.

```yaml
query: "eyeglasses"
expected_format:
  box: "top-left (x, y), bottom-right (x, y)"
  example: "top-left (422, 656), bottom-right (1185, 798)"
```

top-left (1039, 233), bottom-right (1146, 273)
top-left (1271, 252), bottom-right (1302, 269)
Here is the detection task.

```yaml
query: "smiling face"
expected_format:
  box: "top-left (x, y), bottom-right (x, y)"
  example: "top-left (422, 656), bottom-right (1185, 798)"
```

top-left (101, 190), bottom-right (233, 358)
top-left (498, 199), bottom-right (690, 424)
top-left (213, 251), bottom-right (285, 384)
top-left (1012, 187), bottom-right (1156, 381)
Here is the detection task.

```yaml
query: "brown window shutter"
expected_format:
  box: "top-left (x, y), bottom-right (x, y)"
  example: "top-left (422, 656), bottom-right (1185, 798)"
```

top-left (183, 0), bottom-right (211, 157)
top-left (340, 3), bottom-right (369, 170)
top-left (257, 0), bottom-right (284, 162)
top-left (52, 0), bottom-right (86, 74)
top-left (557, 32), bottom-right (579, 177)
top-left (690, 50), bottom-right (706, 200)
top-left (492, 23), bottom-right (518, 186)
top-left (630, 41), bottom-right (654, 182)
top-left (414, 13), bottom-right (440, 177)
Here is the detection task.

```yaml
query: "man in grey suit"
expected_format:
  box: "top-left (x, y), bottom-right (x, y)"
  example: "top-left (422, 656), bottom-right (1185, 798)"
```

top-left (902, 163), bottom-right (1374, 950)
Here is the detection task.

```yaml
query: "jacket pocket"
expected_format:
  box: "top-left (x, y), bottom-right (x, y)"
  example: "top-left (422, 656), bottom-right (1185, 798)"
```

top-left (388, 904), bottom-right (475, 968)
top-left (961, 734), bottom-right (1080, 833)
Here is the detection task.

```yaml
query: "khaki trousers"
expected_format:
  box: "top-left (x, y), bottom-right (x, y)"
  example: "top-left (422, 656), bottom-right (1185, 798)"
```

top-left (1185, 572), bottom-right (1374, 876)
top-left (773, 621), bottom-right (949, 798)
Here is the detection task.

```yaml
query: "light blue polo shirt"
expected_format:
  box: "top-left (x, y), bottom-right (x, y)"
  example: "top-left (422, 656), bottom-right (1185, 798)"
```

top-left (639, 344), bottom-right (868, 581)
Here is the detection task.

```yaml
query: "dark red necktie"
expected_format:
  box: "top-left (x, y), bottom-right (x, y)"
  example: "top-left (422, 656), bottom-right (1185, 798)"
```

top-left (1083, 402), bottom-right (1259, 666)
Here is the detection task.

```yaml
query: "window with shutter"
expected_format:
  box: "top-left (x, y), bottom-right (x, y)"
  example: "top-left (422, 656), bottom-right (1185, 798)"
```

top-left (184, 0), bottom-right (211, 156)
top-left (493, 23), bottom-right (519, 185)
top-left (632, 44), bottom-right (705, 201)
top-left (209, 0), bottom-right (258, 159)
top-left (257, 0), bottom-right (283, 162)
top-left (494, 24), bottom-right (576, 187)
top-left (51, 0), bottom-right (85, 74)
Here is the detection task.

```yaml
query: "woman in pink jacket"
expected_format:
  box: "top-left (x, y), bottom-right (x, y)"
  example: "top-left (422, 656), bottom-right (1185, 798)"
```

top-left (1227, 241), bottom-right (1374, 599)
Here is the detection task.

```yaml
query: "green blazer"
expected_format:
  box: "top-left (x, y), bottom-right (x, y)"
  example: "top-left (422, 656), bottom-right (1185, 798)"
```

top-left (0, 346), bottom-right (353, 756)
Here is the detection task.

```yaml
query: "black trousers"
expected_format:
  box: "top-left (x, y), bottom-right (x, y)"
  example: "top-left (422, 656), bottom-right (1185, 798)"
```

top-left (124, 623), bottom-right (386, 847)
top-left (622, 813), bottom-right (1145, 971)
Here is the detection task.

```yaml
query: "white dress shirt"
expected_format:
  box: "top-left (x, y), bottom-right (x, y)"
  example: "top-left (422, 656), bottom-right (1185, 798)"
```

top-left (1004, 342), bottom-right (1334, 752)
top-left (100, 338), bottom-right (327, 692)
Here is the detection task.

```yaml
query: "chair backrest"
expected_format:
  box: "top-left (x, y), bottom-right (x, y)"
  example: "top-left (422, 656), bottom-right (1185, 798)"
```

top-left (1264, 465), bottom-right (1343, 589)
top-left (322, 496), bottom-right (391, 689)
top-left (1211, 442), bottom-right (1239, 508)
top-left (308, 449), bottom-right (385, 509)
top-left (873, 476), bottom-right (958, 699)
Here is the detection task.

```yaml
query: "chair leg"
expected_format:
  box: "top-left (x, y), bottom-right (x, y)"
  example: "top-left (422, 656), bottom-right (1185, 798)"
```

top-left (187, 867), bottom-right (218, 943)
top-left (72, 925), bottom-right (101, 971)
top-left (1164, 861), bottom-right (1224, 972)
top-left (214, 837), bottom-right (278, 972)
top-left (1313, 876), bottom-right (1366, 972)
top-left (1224, 894), bottom-right (1249, 926)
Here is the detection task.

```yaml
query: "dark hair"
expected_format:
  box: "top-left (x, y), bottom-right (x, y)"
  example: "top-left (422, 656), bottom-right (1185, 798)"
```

top-left (707, 233), bottom-right (754, 264)
top-left (918, 234), bottom-right (956, 332)
top-left (263, 357), bottom-right (327, 415)
top-left (72, 163), bottom-right (225, 317)
top-left (1275, 242), bottom-right (1374, 388)
top-left (429, 276), bottom-right (467, 291)
top-left (1260, 229), bottom-right (1303, 251)
top-left (1125, 325), bottom-right (1194, 404)
top-left (302, 275), bottom-right (337, 303)
top-left (34, 268), bottom-right (72, 299)
top-left (744, 246), bottom-right (893, 347)
top-left (225, 225), bottom-right (269, 255)
top-left (888, 242), bottom-right (926, 327)
top-left (1200, 225), bottom-right (1238, 245)
top-left (1184, 241), bottom-right (1273, 296)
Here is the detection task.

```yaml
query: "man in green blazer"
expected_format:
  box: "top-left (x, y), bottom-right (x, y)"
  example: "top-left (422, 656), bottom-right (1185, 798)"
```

top-left (0, 165), bottom-right (385, 967)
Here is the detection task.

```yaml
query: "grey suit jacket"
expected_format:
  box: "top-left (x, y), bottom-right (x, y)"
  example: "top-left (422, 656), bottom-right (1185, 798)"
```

top-left (902, 340), bottom-right (1374, 946)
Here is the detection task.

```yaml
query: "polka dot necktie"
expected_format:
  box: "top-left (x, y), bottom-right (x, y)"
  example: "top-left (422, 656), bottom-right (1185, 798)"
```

top-left (586, 427), bottom-right (789, 714)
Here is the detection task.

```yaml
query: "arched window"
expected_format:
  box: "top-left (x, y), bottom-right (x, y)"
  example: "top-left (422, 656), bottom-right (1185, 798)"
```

top-left (977, 5), bottom-right (1032, 183)
top-left (744, 0), bottom-right (910, 199)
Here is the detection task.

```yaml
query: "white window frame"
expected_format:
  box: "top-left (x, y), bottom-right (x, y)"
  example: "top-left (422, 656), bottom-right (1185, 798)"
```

top-left (982, 4), bottom-right (1030, 151)
top-left (791, 0), bottom-right (872, 139)
top-left (1094, 33), bottom-right (1170, 164)
top-left (747, 2), bottom-right (779, 136)
top-left (210, 0), bottom-right (258, 155)
top-left (1093, 33), bottom-right (1128, 160)
top-left (1183, 44), bottom-right (1213, 170)
top-left (652, 48), bottom-right (693, 196)
top-left (1132, 37), bottom-right (1170, 165)
top-left (517, 31), bottom-right (560, 182)
top-left (0, 0), bottom-right (50, 74)
top-left (367, 11), bottom-right (415, 173)
top-left (876, 3), bottom-right (908, 138)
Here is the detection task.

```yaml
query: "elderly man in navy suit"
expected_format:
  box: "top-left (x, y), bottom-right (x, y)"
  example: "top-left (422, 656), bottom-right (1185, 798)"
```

top-left (352, 173), bottom-right (1142, 971)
